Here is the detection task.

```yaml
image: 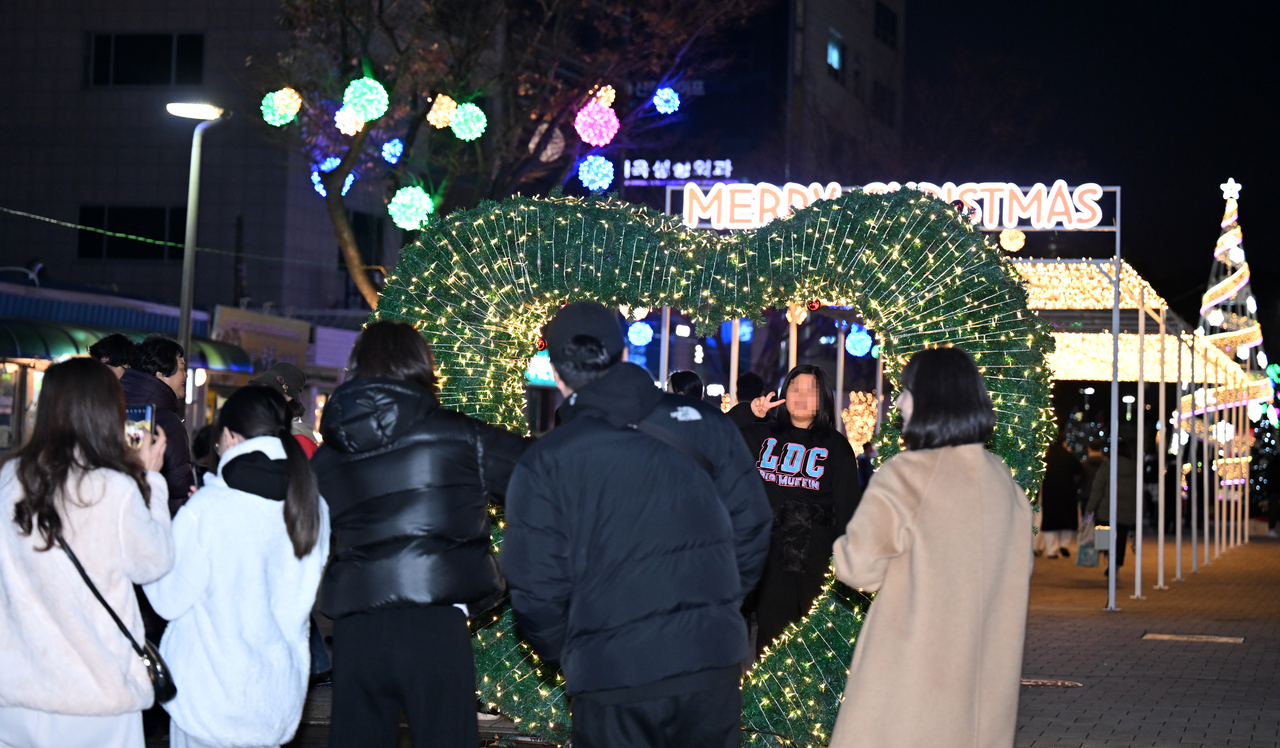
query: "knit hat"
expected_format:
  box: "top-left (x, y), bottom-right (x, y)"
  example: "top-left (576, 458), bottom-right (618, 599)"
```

top-left (249, 362), bottom-right (307, 400)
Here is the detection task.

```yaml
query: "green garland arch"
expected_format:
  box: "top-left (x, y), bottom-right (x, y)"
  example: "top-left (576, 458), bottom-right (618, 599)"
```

top-left (374, 189), bottom-right (1055, 746)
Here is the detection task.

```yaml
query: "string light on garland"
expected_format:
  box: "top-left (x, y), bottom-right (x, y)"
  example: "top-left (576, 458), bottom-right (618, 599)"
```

top-left (311, 157), bottom-right (354, 197)
top-left (427, 94), bottom-right (458, 128)
top-left (334, 107), bottom-right (363, 136)
top-left (627, 321), bottom-right (654, 347)
top-left (652, 86), bottom-right (680, 115)
top-left (450, 103), bottom-right (487, 141)
top-left (574, 101), bottom-right (620, 147)
top-left (382, 138), bottom-right (404, 164)
top-left (260, 87), bottom-right (302, 126)
top-left (373, 188), bottom-right (1057, 745)
top-left (577, 155), bottom-right (614, 191)
top-left (387, 185), bottom-right (434, 230)
top-left (342, 77), bottom-right (389, 122)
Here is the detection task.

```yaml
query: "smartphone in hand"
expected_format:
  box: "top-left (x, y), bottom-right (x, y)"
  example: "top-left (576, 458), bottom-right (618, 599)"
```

top-left (124, 405), bottom-right (155, 451)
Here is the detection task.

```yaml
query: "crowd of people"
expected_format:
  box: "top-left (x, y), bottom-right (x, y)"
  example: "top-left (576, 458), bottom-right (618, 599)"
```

top-left (0, 303), bottom-right (1036, 748)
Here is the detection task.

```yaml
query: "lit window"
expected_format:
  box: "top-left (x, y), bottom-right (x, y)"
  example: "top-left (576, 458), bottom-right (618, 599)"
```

top-left (827, 30), bottom-right (845, 84)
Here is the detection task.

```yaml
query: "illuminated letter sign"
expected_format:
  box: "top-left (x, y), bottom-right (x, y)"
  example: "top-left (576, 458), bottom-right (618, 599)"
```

top-left (683, 181), bottom-right (842, 230)
top-left (682, 179), bottom-right (1104, 230)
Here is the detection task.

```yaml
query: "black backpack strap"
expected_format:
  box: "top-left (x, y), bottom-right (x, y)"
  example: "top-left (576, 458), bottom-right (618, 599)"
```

top-left (628, 419), bottom-right (716, 478)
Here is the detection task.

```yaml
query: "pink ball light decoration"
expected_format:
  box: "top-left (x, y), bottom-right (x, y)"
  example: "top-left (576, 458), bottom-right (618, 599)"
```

top-left (574, 101), bottom-right (619, 147)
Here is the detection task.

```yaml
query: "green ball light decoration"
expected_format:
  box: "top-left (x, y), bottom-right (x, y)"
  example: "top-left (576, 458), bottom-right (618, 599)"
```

top-left (342, 77), bottom-right (389, 122)
top-left (260, 87), bottom-right (302, 127)
top-left (450, 103), bottom-right (487, 141)
top-left (387, 186), bottom-right (434, 230)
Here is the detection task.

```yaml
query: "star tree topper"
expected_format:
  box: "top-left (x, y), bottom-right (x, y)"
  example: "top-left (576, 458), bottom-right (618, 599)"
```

top-left (1221, 177), bottom-right (1242, 200)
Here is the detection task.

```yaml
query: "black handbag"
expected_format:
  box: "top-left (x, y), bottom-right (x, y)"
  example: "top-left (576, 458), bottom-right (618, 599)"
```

top-left (56, 536), bottom-right (177, 704)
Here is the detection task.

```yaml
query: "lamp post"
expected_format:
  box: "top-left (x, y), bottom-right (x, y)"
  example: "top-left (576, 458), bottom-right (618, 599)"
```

top-left (167, 103), bottom-right (228, 357)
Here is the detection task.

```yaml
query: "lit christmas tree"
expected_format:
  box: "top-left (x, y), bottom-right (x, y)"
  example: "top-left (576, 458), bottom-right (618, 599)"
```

top-left (1197, 178), bottom-right (1269, 520)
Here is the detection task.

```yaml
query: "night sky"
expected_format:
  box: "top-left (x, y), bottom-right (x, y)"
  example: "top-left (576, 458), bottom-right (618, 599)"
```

top-left (906, 0), bottom-right (1278, 342)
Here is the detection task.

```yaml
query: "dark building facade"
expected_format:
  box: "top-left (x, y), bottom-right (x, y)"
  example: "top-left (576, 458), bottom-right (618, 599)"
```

top-left (0, 0), bottom-right (398, 312)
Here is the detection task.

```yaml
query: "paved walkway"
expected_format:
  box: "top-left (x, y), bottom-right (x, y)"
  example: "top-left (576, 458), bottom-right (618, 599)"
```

top-left (1018, 532), bottom-right (1280, 747)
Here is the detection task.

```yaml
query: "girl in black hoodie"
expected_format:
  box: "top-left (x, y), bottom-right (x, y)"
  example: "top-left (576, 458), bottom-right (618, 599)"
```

top-left (730, 363), bottom-right (862, 656)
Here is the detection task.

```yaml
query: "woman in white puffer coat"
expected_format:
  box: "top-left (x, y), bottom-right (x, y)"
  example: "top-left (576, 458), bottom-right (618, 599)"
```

top-left (144, 386), bottom-right (328, 748)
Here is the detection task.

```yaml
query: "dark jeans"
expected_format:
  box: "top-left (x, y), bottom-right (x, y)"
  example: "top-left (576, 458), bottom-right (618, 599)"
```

top-left (572, 676), bottom-right (742, 748)
top-left (329, 605), bottom-right (477, 748)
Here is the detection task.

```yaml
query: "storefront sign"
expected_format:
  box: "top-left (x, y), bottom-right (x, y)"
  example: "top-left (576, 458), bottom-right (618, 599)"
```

top-left (681, 180), bottom-right (1104, 231)
top-left (212, 306), bottom-right (310, 371)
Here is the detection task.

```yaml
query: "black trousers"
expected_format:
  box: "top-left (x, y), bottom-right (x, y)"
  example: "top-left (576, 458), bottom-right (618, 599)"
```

top-left (571, 679), bottom-right (742, 748)
top-left (1113, 524), bottom-right (1134, 567)
top-left (329, 605), bottom-right (477, 748)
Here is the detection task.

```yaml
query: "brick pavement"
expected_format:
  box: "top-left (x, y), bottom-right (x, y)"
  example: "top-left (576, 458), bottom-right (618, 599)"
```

top-left (1018, 533), bottom-right (1280, 748)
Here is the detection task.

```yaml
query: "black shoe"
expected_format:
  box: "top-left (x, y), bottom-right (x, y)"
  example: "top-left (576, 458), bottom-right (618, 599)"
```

top-left (1061, 548), bottom-right (1071, 558)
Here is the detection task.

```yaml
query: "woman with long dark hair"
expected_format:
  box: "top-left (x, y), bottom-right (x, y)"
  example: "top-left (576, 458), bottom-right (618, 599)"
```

top-left (0, 358), bottom-right (173, 747)
top-left (729, 362), bottom-right (861, 655)
top-left (829, 347), bottom-right (1032, 747)
top-left (142, 386), bottom-right (328, 748)
top-left (314, 320), bottom-right (526, 747)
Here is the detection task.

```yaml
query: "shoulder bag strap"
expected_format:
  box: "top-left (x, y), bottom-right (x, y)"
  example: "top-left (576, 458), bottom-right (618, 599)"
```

top-left (627, 419), bottom-right (716, 478)
top-left (56, 536), bottom-right (146, 659)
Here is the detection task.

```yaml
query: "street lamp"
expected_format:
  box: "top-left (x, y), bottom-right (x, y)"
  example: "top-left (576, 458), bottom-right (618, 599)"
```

top-left (167, 102), bottom-right (228, 357)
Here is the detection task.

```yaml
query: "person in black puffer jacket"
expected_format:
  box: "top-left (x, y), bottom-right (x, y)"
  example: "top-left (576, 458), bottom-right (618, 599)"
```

top-left (504, 302), bottom-right (773, 748)
top-left (312, 321), bottom-right (526, 748)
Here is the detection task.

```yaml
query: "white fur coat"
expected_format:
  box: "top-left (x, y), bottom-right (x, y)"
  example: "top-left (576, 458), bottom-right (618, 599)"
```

top-left (0, 463), bottom-right (173, 714)
top-left (143, 436), bottom-right (329, 747)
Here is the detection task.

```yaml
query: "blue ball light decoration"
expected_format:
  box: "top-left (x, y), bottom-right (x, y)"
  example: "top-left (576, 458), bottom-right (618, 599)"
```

top-left (311, 157), bottom-right (355, 197)
top-left (845, 326), bottom-right (873, 357)
top-left (628, 321), bottom-right (654, 347)
top-left (578, 155), bottom-right (614, 191)
top-left (382, 138), bottom-right (404, 164)
top-left (653, 87), bottom-right (681, 115)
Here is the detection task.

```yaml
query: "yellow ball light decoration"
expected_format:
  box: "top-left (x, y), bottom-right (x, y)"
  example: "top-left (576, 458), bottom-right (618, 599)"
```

top-left (591, 85), bottom-right (616, 107)
top-left (334, 106), bottom-right (364, 136)
top-left (427, 94), bottom-right (458, 129)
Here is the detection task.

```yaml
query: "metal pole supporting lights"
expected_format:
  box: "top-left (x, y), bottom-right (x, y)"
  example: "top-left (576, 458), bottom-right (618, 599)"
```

top-left (167, 103), bottom-right (229, 357)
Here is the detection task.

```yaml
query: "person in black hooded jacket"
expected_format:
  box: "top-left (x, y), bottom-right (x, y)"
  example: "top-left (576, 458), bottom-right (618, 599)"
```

top-left (312, 321), bottom-right (526, 748)
top-left (504, 302), bottom-right (773, 748)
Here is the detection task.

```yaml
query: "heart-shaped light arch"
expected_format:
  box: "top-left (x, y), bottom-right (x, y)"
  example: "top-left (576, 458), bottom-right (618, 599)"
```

top-left (374, 189), bottom-right (1055, 745)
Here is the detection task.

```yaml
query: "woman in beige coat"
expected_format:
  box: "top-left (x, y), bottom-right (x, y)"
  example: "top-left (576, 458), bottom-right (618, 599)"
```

top-left (830, 347), bottom-right (1033, 748)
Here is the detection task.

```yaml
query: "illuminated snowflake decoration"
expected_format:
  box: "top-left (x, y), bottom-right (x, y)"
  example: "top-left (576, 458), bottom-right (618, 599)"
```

top-left (450, 103), bottom-right (487, 141)
top-left (628, 321), bottom-right (654, 347)
top-left (342, 77), bottom-right (389, 122)
top-left (574, 101), bottom-right (620, 147)
top-left (382, 138), bottom-right (404, 165)
top-left (427, 94), bottom-right (457, 129)
top-left (577, 155), bottom-right (614, 191)
top-left (387, 186), bottom-right (435, 230)
top-left (652, 87), bottom-right (680, 115)
top-left (311, 157), bottom-right (355, 197)
top-left (334, 107), bottom-right (363, 136)
top-left (260, 87), bottom-right (302, 127)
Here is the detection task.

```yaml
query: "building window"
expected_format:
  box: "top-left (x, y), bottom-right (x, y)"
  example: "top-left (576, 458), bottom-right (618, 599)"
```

top-left (874, 2), bottom-right (898, 50)
top-left (872, 82), bottom-right (896, 128)
top-left (88, 34), bottom-right (204, 86)
top-left (827, 30), bottom-right (846, 84)
top-left (77, 206), bottom-right (185, 260)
